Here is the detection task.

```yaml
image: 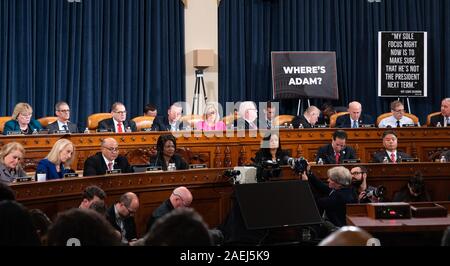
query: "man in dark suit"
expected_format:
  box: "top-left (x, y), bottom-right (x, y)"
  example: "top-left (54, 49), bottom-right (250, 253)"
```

top-left (151, 102), bottom-right (184, 131)
top-left (46, 101), bottom-right (78, 133)
top-left (316, 130), bottom-right (357, 164)
top-left (372, 130), bottom-right (412, 163)
top-left (430, 98), bottom-right (450, 127)
top-left (83, 137), bottom-right (133, 176)
top-left (106, 192), bottom-right (139, 243)
top-left (261, 101), bottom-right (277, 129)
top-left (335, 101), bottom-right (373, 128)
top-left (292, 105), bottom-right (321, 128)
top-left (98, 102), bottom-right (137, 132)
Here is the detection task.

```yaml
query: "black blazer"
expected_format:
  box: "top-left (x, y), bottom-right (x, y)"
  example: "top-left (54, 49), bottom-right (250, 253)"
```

top-left (335, 114), bottom-right (374, 128)
top-left (372, 150), bottom-right (412, 163)
top-left (149, 153), bottom-right (189, 171)
top-left (146, 199), bottom-right (174, 233)
top-left (83, 152), bottom-right (133, 176)
top-left (430, 114), bottom-right (447, 127)
top-left (98, 118), bottom-right (137, 132)
top-left (151, 116), bottom-right (183, 131)
top-left (254, 149), bottom-right (289, 165)
top-left (315, 144), bottom-right (357, 164)
top-left (46, 121), bottom-right (78, 133)
top-left (106, 205), bottom-right (137, 242)
top-left (291, 115), bottom-right (312, 128)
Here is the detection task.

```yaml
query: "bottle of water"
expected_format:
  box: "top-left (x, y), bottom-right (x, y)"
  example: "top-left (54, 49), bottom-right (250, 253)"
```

top-left (298, 123), bottom-right (304, 129)
top-left (32, 129), bottom-right (38, 134)
top-left (440, 155), bottom-right (447, 163)
top-left (317, 158), bottom-right (324, 165)
top-left (167, 163), bottom-right (176, 171)
top-left (125, 126), bottom-right (132, 133)
top-left (84, 127), bottom-right (90, 134)
top-left (288, 123), bottom-right (294, 129)
top-left (437, 122), bottom-right (442, 127)
top-left (383, 156), bottom-right (389, 163)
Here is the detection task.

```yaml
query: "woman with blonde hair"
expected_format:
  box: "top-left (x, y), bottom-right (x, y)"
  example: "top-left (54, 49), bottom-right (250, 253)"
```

top-left (36, 139), bottom-right (75, 180)
top-left (3, 103), bottom-right (42, 135)
top-left (0, 142), bottom-right (27, 183)
top-left (195, 104), bottom-right (226, 131)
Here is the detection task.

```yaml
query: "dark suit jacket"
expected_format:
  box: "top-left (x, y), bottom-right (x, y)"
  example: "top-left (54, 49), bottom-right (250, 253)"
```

top-left (236, 119), bottom-right (258, 130)
top-left (315, 144), bottom-right (357, 164)
top-left (83, 152), bottom-right (133, 176)
top-left (146, 199), bottom-right (174, 233)
top-left (151, 116), bottom-right (183, 131)
top-left (98, 118), bottom-right (137, 132)
top-left (106, 205), bottom-right (137, 242)
top-left (291, 115), bottom-right (312, 128)
top-left (35, 159), bottom-right (70, 180)
top-left (372, 150), bottom-right (412, 163)
top-left (335, 114), bottom-right (374, 128)
top-left (46, 121), bottom-right (78, 133)
top-left (149, 153), bottom-right (188, 171)
top-left (430, 114), bottom-right (447, 127)
top-left (3, 119), bottom-right (42, 135)
top-left (254, 149), bottom-right (289, 165)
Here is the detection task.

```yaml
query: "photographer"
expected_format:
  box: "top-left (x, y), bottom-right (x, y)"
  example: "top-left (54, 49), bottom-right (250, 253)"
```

top-left (301, 165), bottom-right (357, 227)
top-left (350, 166), bottom-right (383, 203)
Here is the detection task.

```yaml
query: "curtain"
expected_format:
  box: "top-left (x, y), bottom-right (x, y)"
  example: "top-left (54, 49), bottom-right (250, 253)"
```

top-left (0, 0), bottom-right (185, 129)
top-left (218, 0), bottom-right (450, 122)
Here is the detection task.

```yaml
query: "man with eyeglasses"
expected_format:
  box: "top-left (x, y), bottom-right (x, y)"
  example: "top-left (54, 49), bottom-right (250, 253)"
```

top-left (315, 130), bottom-right (357, 164)
top-left (350, 166), bottom-right (377, 203)
top-left (430, 98), bottom-right (450, 127)
top-left (378, 100), bottom-right (414, 128)
top-left (146, 186), bottom-right (193, 233)
top-left (292, 105), bottom-right (321, 128)
top-left (83, 137), bottom-right (133, 176)
top-left (46, 101), bottom-right (78, 133)
top-left (151, 102), bottom-right (184, 131)
top-left (98, 102), bottom-right (137, 133)
top-left (106, 192), bottom-right (139, 244)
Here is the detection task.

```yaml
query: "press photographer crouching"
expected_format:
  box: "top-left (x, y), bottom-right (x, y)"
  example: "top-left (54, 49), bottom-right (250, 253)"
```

top-left (252, 132), bottom-right (288, 182)
top-left (350, 166), bottom-right (386, 203)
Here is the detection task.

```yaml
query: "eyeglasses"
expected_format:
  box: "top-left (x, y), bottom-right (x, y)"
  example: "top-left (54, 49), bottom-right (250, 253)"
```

top-left (103, 146), bottom-right (119, 152)
top-left (172, 192), bottom-right (191, 207)
top-left (19, 113), bottom-right (32, 117)
top-left (126, 206), bottom-right (137, 215)
top-left (57, 109), bottom-right (70, 113)
top-left (207, 111), bottom-right (216, 115)
top-left (351, 171), bottom-right (365, 175)
top-left (114, 111), bottom-right (127, 114)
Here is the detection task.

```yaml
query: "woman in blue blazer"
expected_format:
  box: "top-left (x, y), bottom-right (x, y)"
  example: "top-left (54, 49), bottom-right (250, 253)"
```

top-left (36, 139), bottom-right (75, 180)
top-left (3, 102), bottom-right (42, 135)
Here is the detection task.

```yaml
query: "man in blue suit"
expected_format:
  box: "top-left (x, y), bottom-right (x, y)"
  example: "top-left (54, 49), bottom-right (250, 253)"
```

top-left (336, 101), bottom-right (373, 128)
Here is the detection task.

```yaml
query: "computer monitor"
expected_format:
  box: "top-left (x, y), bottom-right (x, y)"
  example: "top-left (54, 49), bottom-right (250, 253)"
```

top-left (234, 180), bottom-right (322, 230)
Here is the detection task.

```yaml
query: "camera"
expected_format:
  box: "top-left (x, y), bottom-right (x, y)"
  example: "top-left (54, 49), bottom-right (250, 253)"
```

top-left (224, 169), bottom-right (241, 179)
top-left (286, 157), bottom-right (308, 174)
top-left (365, 185), bottom-right (386, 200)
top-left (254, 159), bottom-right (281, 182)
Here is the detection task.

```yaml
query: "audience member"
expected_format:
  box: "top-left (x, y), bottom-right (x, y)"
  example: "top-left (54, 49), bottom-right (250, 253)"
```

top-left (36, 139), bottom-right (75, 180)
top-left (48, 208), bottom-right (121, 246)
top-left (196, 103), bottom-right (226, 131)
top-left (291, 105), bottom-right (320, 128)
top-left (0, 142), bottom-right (27, 183)
top-left (98, 102), bottom-right (137, 132)
top-left (29, 209), bottom-right (52, 245)
top-left (145, 208), bottom-right (212, 246)
top-left (46, 101), bottom-right (78, 133)
top-left (79, 185), bottom-right (107, 209)
top-left (0, 200), bottom-right (41, 246)
top-left (0, 182), bottom-right (16, 200)
top-left (318, 226), bottom-right (374, 246)
top-left (83, 137), bottom-right (133, 176)
top-left (3, 102), bottom-right (42, 135)
top-left (430, 98), bottom-right (450, 127)
top-left (315, 130), bottom-right (357, 164)
top-left (237, 101), bottom-right (258, 130)
top-left (372, 130), bottom-right (412, 163)
top-left (106, 192), bottom-right (139, 243)
top-left (151, 102), bottom-right (184, 131)
top-left (143, 103), bottom-right (158, 117)
top-left (146, 186), bottom-right (193, 232)
top-left (335, 101), bottom-right (373, 128)
top-left (149, 134), bottom-right (188, 171)
top-left (378, 100), bottom-right (414, 128)
top-left (393, 172), bottom-right (431, 202)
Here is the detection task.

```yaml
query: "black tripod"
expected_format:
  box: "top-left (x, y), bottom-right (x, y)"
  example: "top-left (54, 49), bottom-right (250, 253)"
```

top-left (192, 68), bottom-right (208, 115)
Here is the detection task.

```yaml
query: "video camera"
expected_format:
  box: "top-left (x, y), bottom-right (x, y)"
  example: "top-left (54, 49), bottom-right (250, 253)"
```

top-left (364, 185), bottom-right (386, 201)
top-left (285, 157), bottom-right (309, 174)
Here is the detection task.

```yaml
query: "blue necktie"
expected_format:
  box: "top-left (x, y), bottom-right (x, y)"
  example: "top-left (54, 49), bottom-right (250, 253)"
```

top-left (352, 120), bottom-right (358, 128)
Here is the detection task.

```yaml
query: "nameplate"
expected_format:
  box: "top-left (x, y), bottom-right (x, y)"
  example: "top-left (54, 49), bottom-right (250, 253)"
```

top-left (106, 169), bottom-right (122, 175)
top-left (7, 131), bottom-right (23, 135)
top-left (15, 176), bottom-right (34, 183)
top-left (400, 158), bottom-right (419, 162)
top-left (97, 129), bottom-right (111, 133)
top-left (402, 124), bottom-right (416, 127)
top-left (64, 173), bottom-right (79, 178)
top-left (314, 124), bottom-right (328, 128)
top-left (146, 166), bottom-right (163, 172)
top-left (342, 159), bottom-right (361, 164)
top-left (141, 128), bottom-right (152, 132)
top-left (38, 129), bottom-right (50, 134)
top-left (360, 124), bottom-right (375, 128)
top-left (54, 130), bottom-right (70, 134)
top-left (189, 164), bottom-right (207, 169)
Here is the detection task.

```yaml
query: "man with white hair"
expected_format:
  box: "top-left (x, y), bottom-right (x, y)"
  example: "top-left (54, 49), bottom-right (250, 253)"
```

top-left (430, 98), bottom-right (450, 127)
top-left (301, 166), bottom-right (356, 227)
top-left (336, 101), bottom-right (374, 128)
top-left (237, 101), bottom-right (258, 130)
top-left (292, 105), bottom-right (321, 128)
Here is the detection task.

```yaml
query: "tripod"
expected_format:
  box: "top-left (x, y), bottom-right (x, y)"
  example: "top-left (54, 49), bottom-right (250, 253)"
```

top-left (192, 68), bottom-right (208, 115)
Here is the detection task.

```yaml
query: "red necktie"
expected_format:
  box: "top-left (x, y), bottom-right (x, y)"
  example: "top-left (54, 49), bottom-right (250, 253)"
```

top-left (108, 162), bottom-right (113, 170)
top-left (335, 153), bottom-right (340, 164)
top-left (390, 153), bottom-right (396, 163)
top-left (117, 123), bottom-right (123, 133)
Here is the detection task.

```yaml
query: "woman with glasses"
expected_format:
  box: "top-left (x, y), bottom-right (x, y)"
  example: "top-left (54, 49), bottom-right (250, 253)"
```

top-left (196, 104), bottom-right (226, 131)
top-left (35, 139), bottom-right (75, 180)
top-left (149, 134), bottom-right (188, 171)
top-left (0, 142), bottom-right (28, 183)
top-left (3, 103), bottom-right (43, 135)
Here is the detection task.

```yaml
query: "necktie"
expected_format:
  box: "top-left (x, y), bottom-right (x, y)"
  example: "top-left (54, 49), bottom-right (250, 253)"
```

top-left (446, 117), bottom-right (450, 127)
top-left (108, 161), bottom-right (113, 170)
top-left (63, 124), bottom-right (68, 132)
top-left (117, 123), bottom-right (123, 133)
top-left (390, 153), bottom-right (396, 163)
top-left (396, 120), bottom-right (401, 127)
top-left (267, 120), bottom-right (271, 129)
top-left (335, 153), bottom-right (340, 164)
top-left (352, 120), bottom-right (358, 128)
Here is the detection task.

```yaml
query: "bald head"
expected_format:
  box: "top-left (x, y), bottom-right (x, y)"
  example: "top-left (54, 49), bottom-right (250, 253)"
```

top-left (319, 226), bottom-right (374, 246)
top-left (101, 138), bottom-right (119, 161)
top-left (304, 106), bottom-right (320, 125)
top-left (170, 186), bottom-right (193, 208)
top-left (348, 101), bottom-right (362, 121)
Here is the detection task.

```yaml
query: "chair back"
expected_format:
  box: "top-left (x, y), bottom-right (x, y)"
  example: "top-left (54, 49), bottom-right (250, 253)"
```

top-left (131, 116), bottom-right (155, 131)
top-left (273, 115), bottom-right (295, 127)
top-left (179, 115), bottom-right (204, 128)
top-left (329, 112), bottom-right (349, 128)
top-left (376, 112), bottom-right (419, 126)
top-left (223, 114), bottom-right (240, 126)
top-left (426, 112), bottom-right (441, 127)
top-left (0, 116), bottom-right (11, 133)
top-left (38, 116), bottom-right (58, 128)
top-left (87, 113), bottom-right (112, 130)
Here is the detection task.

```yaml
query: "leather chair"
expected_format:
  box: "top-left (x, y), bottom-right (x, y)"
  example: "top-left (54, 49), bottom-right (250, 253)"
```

top-left (87, 113), bottom-right (112, 131)
top-left (273, 115), bottom-right (295, 127)
top-left (426, 112), bottom-right (441, 127)
top-left (37, 116), bottom-right (58, 128)
top-left (131, 116), bottom-right (155, 131)
top-left (376, 112), bottom-right (419, 126)
top-left (223, 114), bottom-right (239, 126)
top-left (179, 115), bottom-right (203, 128)
top-left (0, 116), bottom-right (11, 134)
top-left (329, 112), bottom-right (349, 128)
